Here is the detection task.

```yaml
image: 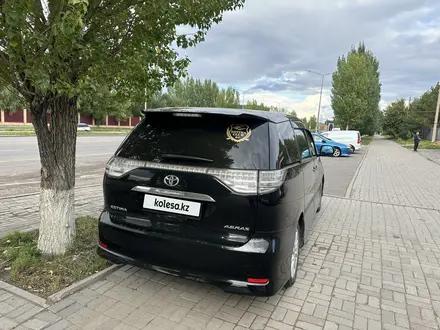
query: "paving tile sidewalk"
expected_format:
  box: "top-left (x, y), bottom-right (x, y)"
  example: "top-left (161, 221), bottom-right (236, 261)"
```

top-left (1, 136), bottom-right (440, 330)
top-left (349, 137), bottom-right (440, 210)
top-left (0, 184), bottom-right (102, 237)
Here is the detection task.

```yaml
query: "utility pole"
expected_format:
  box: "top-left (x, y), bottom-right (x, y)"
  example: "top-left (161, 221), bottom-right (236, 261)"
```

top-left (306, 70), bottom-right (333, 133)
top-left (317, 75), bottom-right (324, 133)
top-left (432, 83), bottom-right (440, 143)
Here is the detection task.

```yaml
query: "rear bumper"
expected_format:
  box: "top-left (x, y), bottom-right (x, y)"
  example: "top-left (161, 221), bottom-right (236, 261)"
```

top-left (97, 211), bottom-right (290, 296)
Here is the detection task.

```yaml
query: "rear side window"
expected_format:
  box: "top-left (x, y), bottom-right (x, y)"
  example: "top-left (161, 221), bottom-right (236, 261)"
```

top-left (294, 129), bottom-right (312, 160)
top-left (276, 122), bottom-right (300, 167)
top-left (116, 112), bottom-right (270, 170)
top-left (304, 130), bottom-right (317, 156)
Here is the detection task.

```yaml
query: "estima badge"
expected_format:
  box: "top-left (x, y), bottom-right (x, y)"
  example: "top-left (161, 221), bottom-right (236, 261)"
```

top-left (224, 225), bottom-right (250, 231)
top-left (164, 174), bottom-right (179, 187)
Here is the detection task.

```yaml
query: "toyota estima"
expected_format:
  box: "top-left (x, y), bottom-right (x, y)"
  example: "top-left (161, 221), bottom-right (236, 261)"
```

top-left (98, 107), bottom-right (324, 296)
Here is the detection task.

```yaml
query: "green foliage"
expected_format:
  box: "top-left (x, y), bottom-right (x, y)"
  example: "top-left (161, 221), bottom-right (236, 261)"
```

top-left (0, 0), bottom-right (245, 104)
top-left (0, 86), bottom-right (26, 112)
top-left (147, 77), bottom-right (290, 113)
top-left (244, 99), bottom-right (270, 111)
top-left (299, 115), bottom-right (316, 129)
top-left (408, 83), bottom-right (439, 128)
top-left (148, 77), bottom-right (239, 109)
top-left (308, 115), bottom-right (317, 131)
top-left (382, 83), bottom-right (439, 140)
top-left (382, 99), bottom-right (412, 139)
top-left (331, 42), bottom-right (381, 135)
top-left (77, 87), bottom-right (138, 121)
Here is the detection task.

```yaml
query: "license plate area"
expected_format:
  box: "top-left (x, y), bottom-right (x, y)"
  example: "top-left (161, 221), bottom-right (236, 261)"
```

top-left (143, 194), bottom-right (202, 218)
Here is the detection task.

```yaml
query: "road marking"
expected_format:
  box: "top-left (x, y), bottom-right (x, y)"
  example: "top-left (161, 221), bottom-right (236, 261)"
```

top-left (0, 153), bottom-right (112, 163)
top-left (0, 174), bottom-right (103, 187)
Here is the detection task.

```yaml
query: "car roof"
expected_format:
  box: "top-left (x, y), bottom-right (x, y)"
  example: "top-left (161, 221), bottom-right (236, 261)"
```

top-left (144, 107), bottom-right (304, 126)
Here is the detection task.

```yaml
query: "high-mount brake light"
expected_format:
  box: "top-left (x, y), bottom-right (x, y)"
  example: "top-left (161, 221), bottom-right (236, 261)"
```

top-left (173, 113), bottom-right (202, 117)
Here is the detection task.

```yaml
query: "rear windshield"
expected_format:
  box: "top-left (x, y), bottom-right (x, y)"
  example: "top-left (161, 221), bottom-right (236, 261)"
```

top-left (116, 112), bottom-right (270, 170)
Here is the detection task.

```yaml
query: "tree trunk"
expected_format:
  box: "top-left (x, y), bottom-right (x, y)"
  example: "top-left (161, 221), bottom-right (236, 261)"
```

top-left (31, 94), bottom-right (78, 255)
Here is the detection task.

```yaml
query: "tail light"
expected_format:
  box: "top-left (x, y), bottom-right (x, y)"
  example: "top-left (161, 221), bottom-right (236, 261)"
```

top-left (105, 157), bottom-right (286, 195)
top-left (247, 278), bottom-right (269, 284)
top-left (357, 138), bottom-right (361, 144)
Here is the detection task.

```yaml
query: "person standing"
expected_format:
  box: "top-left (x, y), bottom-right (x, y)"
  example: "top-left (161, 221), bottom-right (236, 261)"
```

top-left (414, 132), bottom-right (420, 151)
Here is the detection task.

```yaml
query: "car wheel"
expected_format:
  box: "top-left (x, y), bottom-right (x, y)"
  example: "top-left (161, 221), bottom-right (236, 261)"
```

top-left (317, 182), bottom-right (323, 213)
top-left (285, 222), bottom-right (300, 288)
top-left (349, 145), bottom-right (355, 153)
top-left (332, 147), bottom-right (341, 157)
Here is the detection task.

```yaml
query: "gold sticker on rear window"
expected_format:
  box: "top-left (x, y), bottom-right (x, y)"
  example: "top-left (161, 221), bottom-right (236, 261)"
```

top-left (226, 124), bottom-right (252, 142)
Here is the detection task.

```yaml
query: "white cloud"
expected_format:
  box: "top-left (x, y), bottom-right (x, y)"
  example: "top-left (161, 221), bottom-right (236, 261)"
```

top-left (179, 0), bottom-right (440, 119)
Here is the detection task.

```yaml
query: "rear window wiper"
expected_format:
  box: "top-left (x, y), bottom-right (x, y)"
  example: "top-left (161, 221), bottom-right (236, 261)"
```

top-left (161, 154), bottom-right (213, 163)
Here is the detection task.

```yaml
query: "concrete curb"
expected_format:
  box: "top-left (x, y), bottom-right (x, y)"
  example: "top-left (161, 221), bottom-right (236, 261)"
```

top-left (46, 264), bottom-right (121, 304)
top-left (0, 264), bottom-right (121, 307)
top-left (344, 145), bottom-right (370, 198)
top-left (416, 150), bottom-right (440, 167)
top-left (0, 279), bottom-right (48, 307)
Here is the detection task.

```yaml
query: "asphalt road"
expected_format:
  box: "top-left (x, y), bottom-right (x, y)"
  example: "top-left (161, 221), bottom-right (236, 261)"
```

top-left (0, 136), bottom-right (126, 196)
top-left (321, 148), bottom-right (365, 197)
top-left (0, 135), bottom-right (366, 198)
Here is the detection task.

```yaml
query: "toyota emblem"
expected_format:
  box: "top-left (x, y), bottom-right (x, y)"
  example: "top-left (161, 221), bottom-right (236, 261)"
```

top-left (164, 174), bottom-right (179, 187)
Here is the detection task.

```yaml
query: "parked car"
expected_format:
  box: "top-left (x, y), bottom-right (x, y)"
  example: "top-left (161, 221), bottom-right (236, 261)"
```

top-left (321, 130), bottom-right (361, 153)
top-left (97, 107), bottom-right (324, 296)
top-left (77, 123), bottom-right (91, 132)
top-left (312, 133), bottom-right (351, 157)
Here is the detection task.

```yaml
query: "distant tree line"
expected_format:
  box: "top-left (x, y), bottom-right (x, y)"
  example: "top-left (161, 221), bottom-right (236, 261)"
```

top-left (300, 115), bottom-right (317, 131)
top-left (0, 77), bottom-right (294, 119)
top-left (382, 84), bottom-right (439, 139)
top-left (148, 77), bottom-right (294, 114)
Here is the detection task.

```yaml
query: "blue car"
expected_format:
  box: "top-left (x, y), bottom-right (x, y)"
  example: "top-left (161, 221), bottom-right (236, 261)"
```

top-left (312, 133), bottom-right (351, 157)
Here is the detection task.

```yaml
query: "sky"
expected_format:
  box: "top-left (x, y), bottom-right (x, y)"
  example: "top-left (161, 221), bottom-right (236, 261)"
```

top-left (179, 0), bottom-right (440, 122)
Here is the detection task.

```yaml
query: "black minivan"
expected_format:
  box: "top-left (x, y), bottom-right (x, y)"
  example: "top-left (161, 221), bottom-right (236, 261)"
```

top-left (98, 107), bottom-right (324, 296)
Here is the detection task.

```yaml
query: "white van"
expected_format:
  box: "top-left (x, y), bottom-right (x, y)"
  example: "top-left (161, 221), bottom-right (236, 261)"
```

top-left (321, 130), bottom-right (361, 153)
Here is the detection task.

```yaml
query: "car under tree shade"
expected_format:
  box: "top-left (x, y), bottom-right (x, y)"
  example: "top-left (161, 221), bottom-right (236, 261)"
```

top-left (97, 107), bottom-right (324, 296)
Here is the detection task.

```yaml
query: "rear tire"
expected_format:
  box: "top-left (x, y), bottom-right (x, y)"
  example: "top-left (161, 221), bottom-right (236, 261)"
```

top-left (285, 222), bottom-right (300, 288)
top-left (349, 145), bottom-right (355, 153)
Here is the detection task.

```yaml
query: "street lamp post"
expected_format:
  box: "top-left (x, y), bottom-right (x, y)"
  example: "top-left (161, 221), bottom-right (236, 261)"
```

top-left (306, 70), bottom-right (333, 133)
top-left (432, 82), bottom-right (440, 143)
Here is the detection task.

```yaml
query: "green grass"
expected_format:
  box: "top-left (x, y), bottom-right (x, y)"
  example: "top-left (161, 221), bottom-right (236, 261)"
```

top-left (394, 138), bottom-right (440, 150)
top-left (361, 136), bottom-right (373, 146)
top-left (0, 217), bottom-right (110, 298)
